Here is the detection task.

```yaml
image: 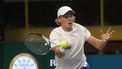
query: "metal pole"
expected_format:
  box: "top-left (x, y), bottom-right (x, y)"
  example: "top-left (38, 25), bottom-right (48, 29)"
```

top-left (25, 0), bottom-right (29, 31)
top-left (100, 0), bottom-right (104, 29)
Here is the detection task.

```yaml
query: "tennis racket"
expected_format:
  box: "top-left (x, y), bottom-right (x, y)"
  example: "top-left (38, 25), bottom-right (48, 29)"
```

top-left (24, 32), bottom-right (58, 55)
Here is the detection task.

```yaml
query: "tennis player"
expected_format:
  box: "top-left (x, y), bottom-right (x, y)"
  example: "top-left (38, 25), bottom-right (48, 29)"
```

top-left (49, 6), bottom-right (114, 69)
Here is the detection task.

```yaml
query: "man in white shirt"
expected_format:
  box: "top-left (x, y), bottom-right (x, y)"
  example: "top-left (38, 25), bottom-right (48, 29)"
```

top-left (49, 6), bottom-right (114, 69)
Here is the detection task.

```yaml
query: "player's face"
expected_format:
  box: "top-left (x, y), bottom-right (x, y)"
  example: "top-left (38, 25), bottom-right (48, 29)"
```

top-left (59, 12), bottom-right (75, 31)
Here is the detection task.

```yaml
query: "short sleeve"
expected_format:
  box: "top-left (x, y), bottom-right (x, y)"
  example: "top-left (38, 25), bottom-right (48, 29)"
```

top-left (84, 28), bottom-right (91, 41)
top-left (49, 30), bottom-right (61, 48)
top-left (76, 23), bottom-right (91, 41)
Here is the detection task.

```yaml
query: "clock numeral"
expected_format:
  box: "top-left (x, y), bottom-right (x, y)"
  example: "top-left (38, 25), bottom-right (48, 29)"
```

top-left (14, 64), bottom-right (18, 67)
top-left (23, 60), bottom-right (25, 62)
top-left (18, 60), bottom-right (21, 63)
top-left (31, 64), bottom-right (34, 66)
top-left (27, 59), bottom-right (30, 63)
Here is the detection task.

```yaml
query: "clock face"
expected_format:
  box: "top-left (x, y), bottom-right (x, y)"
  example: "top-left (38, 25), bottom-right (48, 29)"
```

top-left (9, 53), bottom-right (38, 69)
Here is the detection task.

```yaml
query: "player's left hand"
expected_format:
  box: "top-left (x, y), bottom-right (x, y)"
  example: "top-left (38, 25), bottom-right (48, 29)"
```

top-left (100, 27), bottom-right (114, 42)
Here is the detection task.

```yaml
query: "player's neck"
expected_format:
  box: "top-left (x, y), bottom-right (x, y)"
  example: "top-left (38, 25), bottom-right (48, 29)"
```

top-left (62, 27), bottom-right (73, 32)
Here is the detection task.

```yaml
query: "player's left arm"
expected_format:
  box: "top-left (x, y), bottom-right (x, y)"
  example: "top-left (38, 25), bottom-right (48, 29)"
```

top-left (87, 27), bottom-right (114, 50)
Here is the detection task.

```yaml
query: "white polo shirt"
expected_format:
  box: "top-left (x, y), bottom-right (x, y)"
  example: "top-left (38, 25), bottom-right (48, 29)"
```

top-left (49, 23), bottom-right (91, 69)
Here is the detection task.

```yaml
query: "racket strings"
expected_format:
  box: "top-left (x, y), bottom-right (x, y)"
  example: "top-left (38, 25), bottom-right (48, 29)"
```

top-left (25, 34), bottom-right (50, 55)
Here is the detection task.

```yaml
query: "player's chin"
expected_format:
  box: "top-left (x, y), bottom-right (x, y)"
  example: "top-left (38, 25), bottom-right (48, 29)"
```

top-left (67, 25), bottom-right (72, 29)
top-left (68, 23), bottom-right (73, 27)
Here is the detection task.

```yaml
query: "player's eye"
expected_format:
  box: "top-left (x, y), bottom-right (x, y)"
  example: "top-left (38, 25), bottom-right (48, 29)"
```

top-left (63, 14), bottom-right (74, 18)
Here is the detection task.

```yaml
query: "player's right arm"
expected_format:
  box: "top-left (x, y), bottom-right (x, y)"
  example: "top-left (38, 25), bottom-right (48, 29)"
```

top-left (49, 30), bottom-right (65, 58)
top-left (50, 29), bottom-right (71, 58)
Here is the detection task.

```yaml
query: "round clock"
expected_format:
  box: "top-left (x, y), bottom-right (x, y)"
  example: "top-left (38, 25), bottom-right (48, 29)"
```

top-left (9, 53), bottom-right (38, 69)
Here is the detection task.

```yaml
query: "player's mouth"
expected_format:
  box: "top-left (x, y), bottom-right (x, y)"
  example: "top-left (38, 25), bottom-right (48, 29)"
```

top-left (68, 22), bottom-right (72, 25)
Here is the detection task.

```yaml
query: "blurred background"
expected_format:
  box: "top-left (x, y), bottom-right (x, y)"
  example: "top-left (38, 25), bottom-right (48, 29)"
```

top-left (0, 0), bottom-right (122, 69)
